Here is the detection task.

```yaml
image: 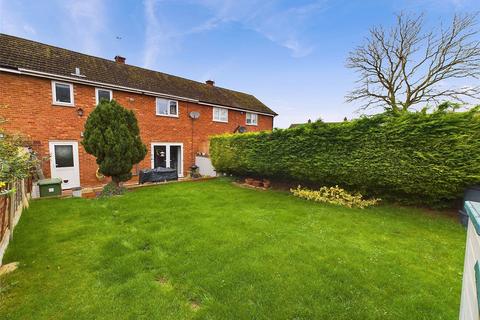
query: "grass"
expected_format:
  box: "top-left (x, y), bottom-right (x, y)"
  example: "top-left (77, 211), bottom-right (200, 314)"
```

top-left (0, 178), bottom-right (465, 319)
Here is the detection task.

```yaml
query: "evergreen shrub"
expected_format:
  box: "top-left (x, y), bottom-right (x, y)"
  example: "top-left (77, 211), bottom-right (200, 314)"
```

top-left (210, 107), bottom-right (480, 206)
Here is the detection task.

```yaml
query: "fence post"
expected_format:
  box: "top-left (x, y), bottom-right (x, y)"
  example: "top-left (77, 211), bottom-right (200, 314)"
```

top-left (21, 178), bottom-right (28, 209)
top-left (9, 185), bottom-right (14, 241)
top-left (0, 196), bottom-right (6, 243)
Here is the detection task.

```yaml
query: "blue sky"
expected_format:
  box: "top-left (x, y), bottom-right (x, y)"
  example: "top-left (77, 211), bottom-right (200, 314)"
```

top-left (1, 0), bottom-right (479, 127)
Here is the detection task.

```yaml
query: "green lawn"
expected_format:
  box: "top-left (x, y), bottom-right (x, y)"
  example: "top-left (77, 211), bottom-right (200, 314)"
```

top-left (0, 179), bottom-right (465, 319)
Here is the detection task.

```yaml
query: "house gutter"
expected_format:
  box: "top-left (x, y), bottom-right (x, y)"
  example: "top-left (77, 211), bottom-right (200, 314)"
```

top-left (0, 67), bottom-right (276, 117)
top-left (197, 101), bottom-right (277, 117)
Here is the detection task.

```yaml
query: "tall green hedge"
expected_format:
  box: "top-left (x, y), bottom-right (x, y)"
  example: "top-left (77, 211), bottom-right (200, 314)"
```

top-left (210, 108), bottom-right (480, 206)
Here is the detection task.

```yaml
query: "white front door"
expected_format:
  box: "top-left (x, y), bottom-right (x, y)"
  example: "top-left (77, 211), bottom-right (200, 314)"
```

top-left (49, 141), bottom-right (81, 189)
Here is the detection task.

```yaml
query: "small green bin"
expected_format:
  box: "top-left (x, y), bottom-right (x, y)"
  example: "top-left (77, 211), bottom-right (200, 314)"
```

top-left (38, 178), bottom-right (62, 197)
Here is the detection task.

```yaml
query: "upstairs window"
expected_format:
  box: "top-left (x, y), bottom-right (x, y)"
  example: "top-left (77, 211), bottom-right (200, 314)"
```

top-left (156, 98), bottom-right (178, 117)
top-left (213, 107), bottom-right (228, 122)
top-left (95, 88), bottom-right (112, 105)
top-left (246, 112), bottom-right (258, 125)
top-left (52, 81), bottom-right (74, 106)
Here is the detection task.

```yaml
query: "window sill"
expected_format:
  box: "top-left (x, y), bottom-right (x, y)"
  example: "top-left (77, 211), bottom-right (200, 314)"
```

top-left (156, 114), bottom-right (179, 118)
top-left (52, 102), bottom-right (75, 107)
top-left (246, 123), bottom-right (258, 126)
top-left (213, 119), bottom-right (228, 123)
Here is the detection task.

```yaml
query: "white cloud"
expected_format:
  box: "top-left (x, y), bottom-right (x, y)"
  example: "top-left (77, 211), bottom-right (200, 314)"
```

top-left (186, 17), bottom-right (224, 35)
top-left (195, 0), bottom-right (328, 57)
top-left (63, 0), bottom-right (106, 55)
top-left (200, 58), bottom-right (235, 83)
top-left (436, 0), bottom-right (471, 7)
top-left (0, 0), bottom-right (37, 37)
top-left (143, 0), bottom-right (162, 68)
top-left (22, 24), bottom-right (37, 35)
top-left (143, 0), bottom-right (189, 68)
top-left (404, 0), bottom-right (476, 10)
top-left (142, 0), bottom-right (226, 68)
top-left (282, 39), bottom-right (312, 58)
top-left (142, 0), bottom-right (329, 67)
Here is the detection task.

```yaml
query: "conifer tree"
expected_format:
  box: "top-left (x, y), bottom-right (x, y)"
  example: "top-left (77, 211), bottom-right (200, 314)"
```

top-left (83, 100), bottom-right (146, 189)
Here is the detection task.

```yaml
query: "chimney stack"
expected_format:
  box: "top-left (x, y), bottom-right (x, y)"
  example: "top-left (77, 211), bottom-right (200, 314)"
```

top-left (114, 55), bottom-right (126, 64)
top-left (206, 80), bottom-right (215, 86)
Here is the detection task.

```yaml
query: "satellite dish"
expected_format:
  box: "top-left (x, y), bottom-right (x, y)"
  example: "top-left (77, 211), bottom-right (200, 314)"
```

top-left (189, 111), bottom-right (200, 119)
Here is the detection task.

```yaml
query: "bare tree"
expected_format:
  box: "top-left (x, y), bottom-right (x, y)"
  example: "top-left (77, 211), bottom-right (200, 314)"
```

top-left (346, 13), bottom-right (480, 112)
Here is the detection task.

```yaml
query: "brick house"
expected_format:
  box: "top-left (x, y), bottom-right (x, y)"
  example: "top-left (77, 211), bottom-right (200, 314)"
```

top-left (0, 34), bottom-right (276, 188)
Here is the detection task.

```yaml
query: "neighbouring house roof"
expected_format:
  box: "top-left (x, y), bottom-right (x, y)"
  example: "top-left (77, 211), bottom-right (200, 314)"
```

top-left (289, 119), bottom-right (347, 128)
top-left (289, 120), bottom-right (313, 128)
top-left (289, 123), bottom-right (304, 129)
top-left (0, 34), bottom-right (277, 116)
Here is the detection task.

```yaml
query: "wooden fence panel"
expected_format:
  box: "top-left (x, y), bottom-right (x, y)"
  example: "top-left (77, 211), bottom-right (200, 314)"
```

top-left (0, 178), bottom-right (32, 265)
top-left (0, 195), bottom-right (8, 241)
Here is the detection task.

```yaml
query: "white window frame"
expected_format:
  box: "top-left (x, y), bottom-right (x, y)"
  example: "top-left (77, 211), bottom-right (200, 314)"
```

top-left (156, 98), bottom-right (179, 117)
top-left (95, 88), bottom-right (113, 105)
top-left (246, 112), bottom-right (258, 126)
top-left (51, 81), bottom-right (74, 106)
top-left (213, 107), bottom-right (228, 123)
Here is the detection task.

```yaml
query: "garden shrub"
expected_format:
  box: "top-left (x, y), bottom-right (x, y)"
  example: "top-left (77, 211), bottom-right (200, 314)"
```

top-left (291, 185), bottom-right (379, 208)
top-left (210, 106), bottom-right (480, 206)
top-left (0, 132), bottom-right (37, 194)
top-left (99, 181), bottom-right (126, 197)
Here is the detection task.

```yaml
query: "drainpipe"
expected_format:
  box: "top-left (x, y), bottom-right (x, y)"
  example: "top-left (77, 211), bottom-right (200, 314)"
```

top-left (188, 106), bottom-right (201, 177)
top-left (191, 114), bottom-right (195, 169)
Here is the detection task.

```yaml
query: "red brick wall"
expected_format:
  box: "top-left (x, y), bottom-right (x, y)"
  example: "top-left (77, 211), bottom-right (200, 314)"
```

top-left (0, 72), bottom-right (274, 187)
